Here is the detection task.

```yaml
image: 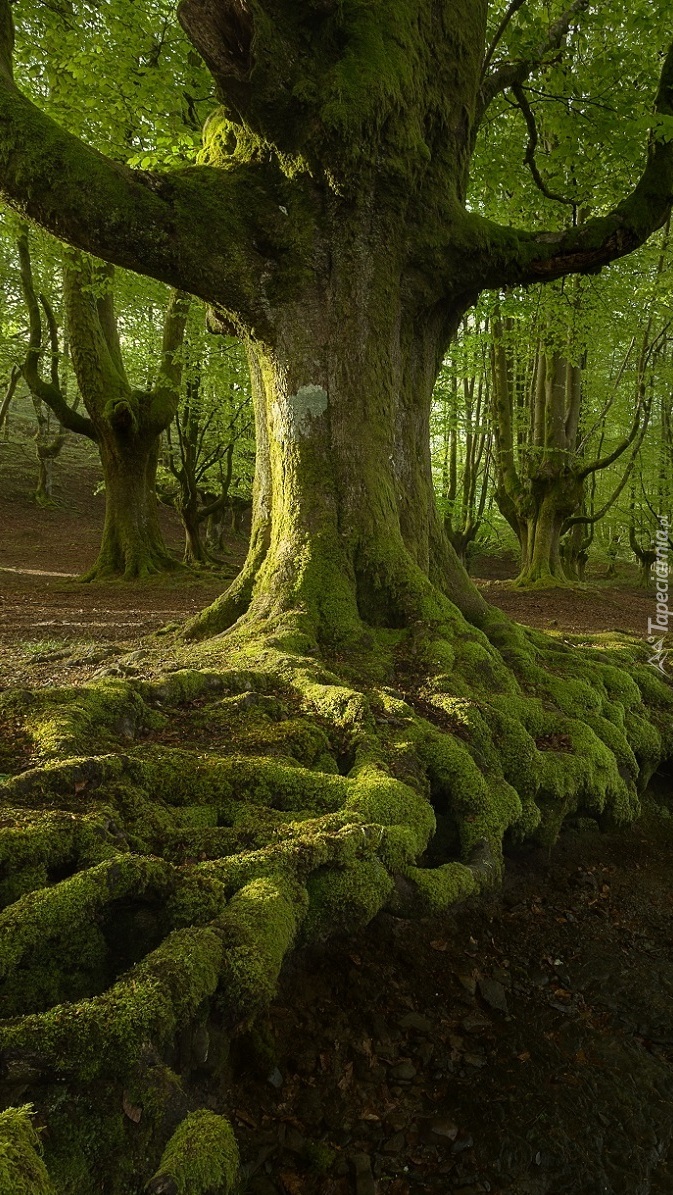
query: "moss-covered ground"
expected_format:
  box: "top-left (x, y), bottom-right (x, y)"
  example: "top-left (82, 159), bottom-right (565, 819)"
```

top-left (0, 578), bottom-right (670, 1191)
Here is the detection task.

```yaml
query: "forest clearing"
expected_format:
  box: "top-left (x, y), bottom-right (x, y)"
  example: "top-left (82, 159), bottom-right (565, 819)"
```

top-left (0, 1), bottom-right (672, 1193)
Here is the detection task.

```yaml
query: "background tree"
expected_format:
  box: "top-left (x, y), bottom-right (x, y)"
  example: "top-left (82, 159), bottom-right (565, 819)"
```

top-left (17, 229), bottom-right (189, 578)
top-left (161, 332), bottom-right (253, 564)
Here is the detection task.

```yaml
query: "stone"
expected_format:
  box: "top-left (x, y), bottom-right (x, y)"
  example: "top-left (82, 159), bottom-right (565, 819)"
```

top-left (398, 1012), bottom-right (434, 1034)
top-left (390, 1061), bottom-right (417, 1081)
top-left (430, 1119), bottom-right (459, 1141)
top-left (383, 1132), bottom-right (406, 1154)
top-left (351, 1153), bottom-right (376, 1195)
top-left (478, 977), bottom-right (509, 1013)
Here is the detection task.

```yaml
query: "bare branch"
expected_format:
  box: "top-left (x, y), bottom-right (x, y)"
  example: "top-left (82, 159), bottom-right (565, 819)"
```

top-left (512, 84), bottom-right (576, 208)
top-left (481, 0), bottom-right (529, 79)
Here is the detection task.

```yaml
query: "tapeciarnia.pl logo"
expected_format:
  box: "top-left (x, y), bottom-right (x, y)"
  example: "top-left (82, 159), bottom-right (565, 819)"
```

top-left (647, 516), bottom-right (670, 675)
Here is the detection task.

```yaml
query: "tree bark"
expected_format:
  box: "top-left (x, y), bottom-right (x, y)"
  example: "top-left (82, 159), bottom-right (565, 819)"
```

top-left (186, 214), bottom-right (492, 640)
top-left (85, 434), bottom-right (176, 580)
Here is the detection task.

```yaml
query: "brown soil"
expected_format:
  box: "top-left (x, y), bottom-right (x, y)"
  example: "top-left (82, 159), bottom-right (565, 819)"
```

top-left (477, 579), bottom-right (658, 640)
top-left (227, 780), bottom-right (673, 1195)
top-left (0, 424), bottom-right (246, 689)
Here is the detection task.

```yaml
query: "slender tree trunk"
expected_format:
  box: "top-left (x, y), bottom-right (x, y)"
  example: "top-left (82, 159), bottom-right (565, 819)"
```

top-left (84, 434), bottom-right (176, 580)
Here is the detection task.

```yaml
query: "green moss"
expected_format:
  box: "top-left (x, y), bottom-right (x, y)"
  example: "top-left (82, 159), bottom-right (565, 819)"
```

top-left (303, 858), bottom-right (394, 942)
top-left (0, 1106), bottom-right (54, 1195)
top-left (218, 874), bottom-right (304, 1019)
top-left (0, 681), bottom-right (163, 762)
top-left (0, 925), bottom-right (224, 1079)
top-left (149, 1110), bottom-right (238, 1195)
top-left (402, 861), bottom-right (477, 914)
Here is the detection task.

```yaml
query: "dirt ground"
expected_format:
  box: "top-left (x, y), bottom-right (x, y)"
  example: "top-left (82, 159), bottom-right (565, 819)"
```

top-left (2, 426), bottom-right (673, 1194)
top-left (0, 431), bottom-right (663, 689)
top-left (0, 427), bottom-right (245, 688)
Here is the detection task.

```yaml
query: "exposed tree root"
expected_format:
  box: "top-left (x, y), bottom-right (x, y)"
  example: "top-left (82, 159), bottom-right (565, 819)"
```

top-left (0, 604), bottom-right (671, 1191)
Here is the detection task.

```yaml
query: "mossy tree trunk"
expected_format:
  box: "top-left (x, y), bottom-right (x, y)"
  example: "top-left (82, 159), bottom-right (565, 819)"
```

top-left (17, 231), bottom-right (189, 579)
top-left (64, 256), bottom-right (190, 580)
top-left (92, 430), bottom-right (176, 579)
top-left (3, 1), bottom-right (673, 610)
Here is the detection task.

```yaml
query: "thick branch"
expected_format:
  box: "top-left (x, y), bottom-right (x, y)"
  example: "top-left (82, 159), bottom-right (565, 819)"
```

top-left (148, 292), bottom-right (191, 433)
top-left (17, 232), bottom-right (96, 440)
top-left (0, 0), bottom-right (273, 322)
top-left (469, 40), bottom-right (673, 290)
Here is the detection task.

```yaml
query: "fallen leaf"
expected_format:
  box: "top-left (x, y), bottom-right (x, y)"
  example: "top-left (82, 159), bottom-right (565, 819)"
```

top-left (122, 1093), bottom-right (142, 1123)
top-left (430, 940), bottom-right (448, 952)
top-left (234, 1109), bottom-right (258, 1129)
top-left (337, 1062), bottom-right (354, 1091)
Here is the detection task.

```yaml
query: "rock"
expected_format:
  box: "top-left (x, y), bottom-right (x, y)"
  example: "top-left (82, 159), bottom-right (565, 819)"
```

top-left (398, 1012), bottom-right (433, 1034)
top-left (458, 974), bottom-right (477, 996)
top-left (478, 977), bottom-right (508, 1013)
top-left (390, 1060), bottom-right (417, 1081)
top-left (351, 1153), bottom-right (376, 1195)
top-left (461, 1012), bottom-right (492, 1034)
top-left (429, 1118), bottom-right (459, 1141)
top-left (267, 1067), bottom-right (283, 1088)
top-left (383, 1132), bottom-right (406, 1154)
top-left (452, 1133), bottom-right (474, 1154)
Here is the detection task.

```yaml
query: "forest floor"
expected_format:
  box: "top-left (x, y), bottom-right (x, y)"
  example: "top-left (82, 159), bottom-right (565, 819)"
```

top-left (1, 431), bottom-right (672, 1193)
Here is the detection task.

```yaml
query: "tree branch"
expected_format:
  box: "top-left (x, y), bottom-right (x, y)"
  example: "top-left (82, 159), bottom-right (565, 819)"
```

top-left (481, 0), bottom-right (529, 80)
top-left (477, 0), bottom-right (589, 128)
top-left (512, 83), bottom-right (576, 208)
top-left (148, 292), bottom-right (191, 434)
top-left (468, 40), bottom-right (673, 290)
top-left (0, 0), bottom-right (275, 322)
top-left (17, 231), bottom-right (97, 440)
top-left (0, 364), bottom-right (20, 432)
top-left (38, 293), bottom-right (60, 389)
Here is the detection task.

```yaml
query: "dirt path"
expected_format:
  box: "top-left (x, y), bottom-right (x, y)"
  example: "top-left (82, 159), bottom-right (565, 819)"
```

top-left (0, 429), bottom-right (246, 688)
top-left (478, 579), bottom-right (659, 640)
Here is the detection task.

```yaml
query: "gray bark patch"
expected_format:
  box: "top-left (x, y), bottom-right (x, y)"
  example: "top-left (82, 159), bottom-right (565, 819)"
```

top-left (275, 385), bottom-right (328, 441)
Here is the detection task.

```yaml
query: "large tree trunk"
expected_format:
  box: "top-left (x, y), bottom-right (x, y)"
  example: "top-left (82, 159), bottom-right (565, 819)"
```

top-left (85, 432), bottom-right (176, 580)
top-left (516, 483), bottom-right (575, 587)
top-left (186, 222), bottom-right (488, 641)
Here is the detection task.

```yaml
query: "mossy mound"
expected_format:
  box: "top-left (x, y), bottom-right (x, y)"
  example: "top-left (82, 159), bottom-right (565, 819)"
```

top-left (0, 608), bottom-right (670, 1191)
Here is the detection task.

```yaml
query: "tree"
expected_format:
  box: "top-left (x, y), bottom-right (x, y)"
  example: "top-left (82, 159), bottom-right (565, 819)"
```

top-left (17, 229), bottom-right (190, 577)
top-left (490, 290), bottom-right (655, 586)
top-left (162, 333), bottom-right (253, 564)
top-left (0, 4), bottom-right (672, 1189)
top-left (2, 0), bottom-right (673, 633)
